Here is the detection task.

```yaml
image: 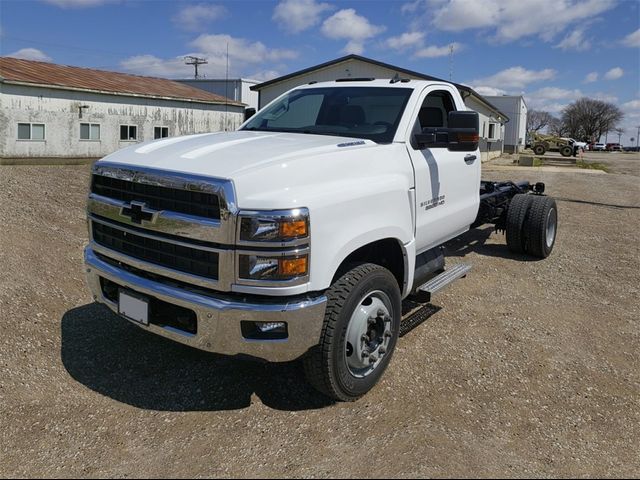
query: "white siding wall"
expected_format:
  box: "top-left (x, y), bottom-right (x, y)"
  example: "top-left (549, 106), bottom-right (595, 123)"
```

top-left (240, 81), bottom-right (259, 109)
top-left (0, 83), bottom-right (243, 158)
top-left (463, 96), bottom-right (505, 161)
top-left (484, 96), bottom-right (527, 153)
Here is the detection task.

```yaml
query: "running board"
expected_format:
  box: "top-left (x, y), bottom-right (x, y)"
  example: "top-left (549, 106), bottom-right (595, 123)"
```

top-left (415, 263), bottom-right (471, 302)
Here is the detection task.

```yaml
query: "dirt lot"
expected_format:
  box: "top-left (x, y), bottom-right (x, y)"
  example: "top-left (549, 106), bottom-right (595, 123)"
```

top-left (1, 152), bottom-right (639, 478)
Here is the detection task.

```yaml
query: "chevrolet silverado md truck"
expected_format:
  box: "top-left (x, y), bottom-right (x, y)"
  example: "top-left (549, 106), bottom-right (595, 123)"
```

top-left (84, 78), bottom-right (557, 401)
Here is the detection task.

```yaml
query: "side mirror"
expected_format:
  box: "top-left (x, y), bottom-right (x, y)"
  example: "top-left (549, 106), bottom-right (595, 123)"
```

top-left (413, 110), bottom-right (479, 152)
top-left (447, 110), bottom-right (479, 151)
top-left (244, 107), bottom-right (256, 121)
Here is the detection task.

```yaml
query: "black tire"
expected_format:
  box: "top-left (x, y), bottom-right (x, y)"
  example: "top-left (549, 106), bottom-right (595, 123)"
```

top-left (303, 263), bottom-right (401, 401)
top-left (560, 145), bottom-right (573, 157)
top-left (533, 144), bottom-right (546, 155)
top-left (506, 194), bottom-right (534, 254)
top-left (523, 196), bottom-right (558, 258)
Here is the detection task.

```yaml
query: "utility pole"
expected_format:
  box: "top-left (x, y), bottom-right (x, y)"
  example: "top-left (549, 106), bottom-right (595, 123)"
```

top-left (449, 44), bottom-right (454, 81)
top-left (637, 126), bottom-right (640, 151)
top-left (184, 56), bottom-right (208, 79)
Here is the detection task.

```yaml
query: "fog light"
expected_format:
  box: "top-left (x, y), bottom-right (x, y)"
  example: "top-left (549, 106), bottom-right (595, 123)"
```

top-left (241, 321), bottom-right (288, 340)
top-left (256, 322), bottom-right (286, 333)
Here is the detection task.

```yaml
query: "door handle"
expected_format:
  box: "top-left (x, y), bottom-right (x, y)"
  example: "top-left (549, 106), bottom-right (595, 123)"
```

top-left (464, 154), bottom-right (477, 164)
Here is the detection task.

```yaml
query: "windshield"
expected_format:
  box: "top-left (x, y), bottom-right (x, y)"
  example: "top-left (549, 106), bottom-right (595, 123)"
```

top-left (241, 86), bottom-right (413, 144)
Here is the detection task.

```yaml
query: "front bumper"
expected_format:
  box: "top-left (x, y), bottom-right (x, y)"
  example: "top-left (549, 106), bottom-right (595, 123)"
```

top-left (84, 246), bottom-right (327, 362)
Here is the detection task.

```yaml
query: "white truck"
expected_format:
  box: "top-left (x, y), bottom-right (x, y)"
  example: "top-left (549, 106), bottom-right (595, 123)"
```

top-left (84, 78), bottom-right (558, 401)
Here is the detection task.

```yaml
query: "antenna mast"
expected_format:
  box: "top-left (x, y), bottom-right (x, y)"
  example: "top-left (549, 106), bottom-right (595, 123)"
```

top-left (224, 42), bottom-right (229, 131)
top-left (449, 44), bottom-right (454, 81)
top-left (184, 55), bottom-right (208, 79)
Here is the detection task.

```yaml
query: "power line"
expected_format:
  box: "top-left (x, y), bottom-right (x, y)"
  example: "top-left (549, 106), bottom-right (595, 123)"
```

top-left (184, 55), bottom-right (207, 79)
top-left (1, 35), bottom-right (129, 59)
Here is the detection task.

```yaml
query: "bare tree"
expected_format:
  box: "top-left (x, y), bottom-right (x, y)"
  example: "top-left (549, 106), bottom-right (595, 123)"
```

top-left (527, 110), bottom-right (554, 133)
top-left (547, 116), bottom-right (568, 137)
top-left (561, 98), bottom-right (624, 142)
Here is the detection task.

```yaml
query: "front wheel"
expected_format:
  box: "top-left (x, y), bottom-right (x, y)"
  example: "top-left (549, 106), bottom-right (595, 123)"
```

top-left (303, 263), bottom-right (401, 401)
top-left (533, 144), bottom-right (546, 155)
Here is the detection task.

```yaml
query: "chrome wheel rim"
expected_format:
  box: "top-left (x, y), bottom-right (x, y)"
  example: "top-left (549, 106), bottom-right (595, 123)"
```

top-left (546, 208), bottom-right (557, 248)
top-left (345, 290), bottom-right (393, 378)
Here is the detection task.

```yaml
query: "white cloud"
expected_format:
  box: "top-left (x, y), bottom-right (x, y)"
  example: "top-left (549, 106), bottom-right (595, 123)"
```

top-left (415, 42), bottom-right (463, 58)
top-left (342, 40), bottom-right (365, 55)
top-left (172, 4), bottom-right (227, 32)
top-left (385, 31), bottom-right (425, 50)
top-left (472, 66), bottom-right (556, 90)
top-left (622, 99), bottom-right (640, 110)
top-left (43, 0), bottom-right (112, 7)
top-left (604, 67), bottom-right (624, 80)
top-left (321, 9), bottom-right (386, 54)
top-left (432, 0), bottom-right (498, 31)
top-left (400, 0), bottom-right (423, 15)
top-left (554, 27), bottom-right (590, 51)
top-left (120, 34), bottom-right (298, 79)
top-left (531, 87), bottom-right (582, 100)
top-left (7, 48), bottom-right (52, 62)
top-left (426, 0), bottom-right (615, 43)
top-left (474, 86), bottom-right (508, 96)
top-left (523, 87), bottom-right (620, 114)
top-left (584, 72), bottom-right (598, 83)
top-left (191, 34), bottom-right (298, 64)
top-left (621, 29), bottom-right (640, 48)
top-left (248, 70), bottom-right (283, 82)
top-left (120, 55), bottom-right (193, 78)
top-left (273, 0), bottom-right (333, 34)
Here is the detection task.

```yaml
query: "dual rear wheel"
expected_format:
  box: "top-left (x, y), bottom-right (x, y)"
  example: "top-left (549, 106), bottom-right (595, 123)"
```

top-left (506, 194), bottom-right (558, 258)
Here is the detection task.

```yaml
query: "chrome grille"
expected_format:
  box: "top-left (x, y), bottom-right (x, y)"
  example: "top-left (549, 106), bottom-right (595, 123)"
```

top-left (88, 162), bottom-right (238, 290)
top-left (91, 174), bottom-right (221, 219)
top-left (92, 221), bottom-right (219, 280)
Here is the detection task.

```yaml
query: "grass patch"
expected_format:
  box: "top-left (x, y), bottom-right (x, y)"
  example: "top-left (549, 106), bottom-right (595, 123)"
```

top-left (533, 157), bottom-right (544, 167)
top-left (576, 160), bottom-right (609, 172)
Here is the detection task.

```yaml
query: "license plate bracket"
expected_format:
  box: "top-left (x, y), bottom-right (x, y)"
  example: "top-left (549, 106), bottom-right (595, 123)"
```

top-left (118, 289), bottom-right (149, 326)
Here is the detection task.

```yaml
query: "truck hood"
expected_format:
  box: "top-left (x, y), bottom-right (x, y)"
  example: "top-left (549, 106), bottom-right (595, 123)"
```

top-left (100, 130), bottom-right (379, 179)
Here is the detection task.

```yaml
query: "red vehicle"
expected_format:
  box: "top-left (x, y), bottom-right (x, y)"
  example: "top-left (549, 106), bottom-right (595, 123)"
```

top-left (606, 143), bottom-right (622, 151)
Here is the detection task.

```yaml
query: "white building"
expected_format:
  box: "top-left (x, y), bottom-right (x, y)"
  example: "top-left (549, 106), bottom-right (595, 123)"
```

top-left (251, 54), bottom-right (508, 161)
top-left (176, 78), bottom-right (259, 110)
top-left (0, 57), bottom-right (244, 159)
top-left (484, 95), bottom-right (527, 153)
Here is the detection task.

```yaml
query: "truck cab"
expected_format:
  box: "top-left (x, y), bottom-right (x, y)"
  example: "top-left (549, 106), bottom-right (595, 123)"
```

top-left (85, 79), bottom-right (556, 401)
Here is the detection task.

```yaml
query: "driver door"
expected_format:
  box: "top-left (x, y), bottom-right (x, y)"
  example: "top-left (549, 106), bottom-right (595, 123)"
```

top-left (406, 85), bottom-right (481, 253)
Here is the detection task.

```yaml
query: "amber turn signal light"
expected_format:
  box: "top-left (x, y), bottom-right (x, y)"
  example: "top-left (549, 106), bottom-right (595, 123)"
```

top-left (279, 220), bottom-right (308, 238)
top-left (279, 256), bottom-right (308, 276)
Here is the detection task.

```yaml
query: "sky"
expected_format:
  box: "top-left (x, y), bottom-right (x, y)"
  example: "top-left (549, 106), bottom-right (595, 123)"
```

top-left (1, 0), bottom-right (639, 142)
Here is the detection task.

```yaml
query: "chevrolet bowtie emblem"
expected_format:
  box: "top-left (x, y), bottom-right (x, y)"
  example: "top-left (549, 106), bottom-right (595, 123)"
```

top-left (120, 201), bottom-right (156, 224)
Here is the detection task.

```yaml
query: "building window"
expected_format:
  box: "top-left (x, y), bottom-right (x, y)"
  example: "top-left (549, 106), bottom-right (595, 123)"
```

top-left (17, 123), bottom-right (45, 140)
top-left (488, 123), bottom-right (496, 140)
top-left (154, 126), bottom-right (169, 139)
top-left (80, 123), bottom-right (100, 141)
top-left (120, 125), bottom-right (138, 141)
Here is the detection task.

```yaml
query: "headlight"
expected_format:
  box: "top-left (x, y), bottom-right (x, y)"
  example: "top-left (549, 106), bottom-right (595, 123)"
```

top-left (238, 253), bottom-right (308, 282)
top-left (238, 208), bottom-right (309, 244)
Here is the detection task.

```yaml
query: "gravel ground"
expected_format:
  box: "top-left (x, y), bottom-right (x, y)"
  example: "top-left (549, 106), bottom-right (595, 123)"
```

top-left (1, 153), bottom-right (639, 478)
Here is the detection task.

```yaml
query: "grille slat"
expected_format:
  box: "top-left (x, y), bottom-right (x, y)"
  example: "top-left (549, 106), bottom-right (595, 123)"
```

top-left (92, 174), bottom-right (220, 219)
top-left (93, 222), bottom-right (219, 280)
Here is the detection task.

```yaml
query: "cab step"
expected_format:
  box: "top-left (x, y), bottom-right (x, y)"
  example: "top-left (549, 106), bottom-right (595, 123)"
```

top-left (415, 263), bottom-right (471, 302)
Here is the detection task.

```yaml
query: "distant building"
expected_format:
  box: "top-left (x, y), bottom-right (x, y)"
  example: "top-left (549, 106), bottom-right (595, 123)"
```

top-left (251, 54), bottom-right (508, 161)
top-left (176, 78), bottom-right (259, 109)
top-left (0, 57), bottom-right (244, 159)
top-left (484, 95), bottom-right (528, 153)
